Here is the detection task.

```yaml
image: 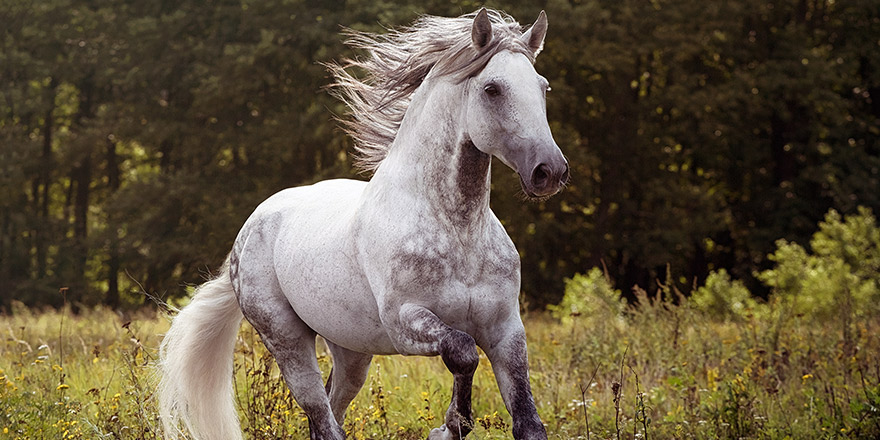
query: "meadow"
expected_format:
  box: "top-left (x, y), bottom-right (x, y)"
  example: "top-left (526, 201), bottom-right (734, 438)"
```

top-left (2, 208), bottom-right (880, 439)
top-left (1, 278), bottom-right (878, 439)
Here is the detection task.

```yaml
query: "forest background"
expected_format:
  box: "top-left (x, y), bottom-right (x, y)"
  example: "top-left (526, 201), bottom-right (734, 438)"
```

top-left (1, 0), bottom-right (879, 310)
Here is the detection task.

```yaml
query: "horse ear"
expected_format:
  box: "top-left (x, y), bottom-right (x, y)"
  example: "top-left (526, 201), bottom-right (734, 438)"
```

top-left (471, 8), bottom-right (493, 49)
top-left (522, 10), bottom-right (548, 57)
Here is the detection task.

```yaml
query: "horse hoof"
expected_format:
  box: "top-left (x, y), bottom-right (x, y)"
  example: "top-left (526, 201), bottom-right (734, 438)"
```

top-left (428, 424), bottom-right (455, 440)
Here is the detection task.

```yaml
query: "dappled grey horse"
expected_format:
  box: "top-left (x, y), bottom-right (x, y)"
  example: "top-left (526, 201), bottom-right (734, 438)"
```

top-left (158, 8), bottom-right (568, 440)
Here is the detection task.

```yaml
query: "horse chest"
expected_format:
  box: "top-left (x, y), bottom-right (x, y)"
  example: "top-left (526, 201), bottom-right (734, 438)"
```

top-left (384, 226), bottom-right (519, 296)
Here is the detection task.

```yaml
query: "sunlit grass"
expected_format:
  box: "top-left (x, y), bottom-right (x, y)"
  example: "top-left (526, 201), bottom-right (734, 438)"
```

top-left (2, 294), bottom-right (878, 439)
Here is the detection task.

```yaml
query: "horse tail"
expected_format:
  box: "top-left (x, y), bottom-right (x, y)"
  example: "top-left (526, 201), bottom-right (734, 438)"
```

top-left (158, 262), bottom-right (244, 440)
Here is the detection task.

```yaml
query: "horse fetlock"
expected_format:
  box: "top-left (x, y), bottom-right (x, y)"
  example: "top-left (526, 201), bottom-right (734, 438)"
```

top-left (310, 422), bottom-right (345, 440)
top-left (428, 424), bottom-right (456, 440)
top-left (512, 416), bottom-right (547, 440)
top-left (305, 408), bottom-right (346, 440)
top-left (440, 331), bottom-right (479, 375)
top-left (444, 407), bottom-right (474, 439)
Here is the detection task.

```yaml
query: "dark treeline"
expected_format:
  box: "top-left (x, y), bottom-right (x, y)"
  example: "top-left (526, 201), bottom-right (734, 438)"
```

top-left (1, 0), bottom-right (878, 310)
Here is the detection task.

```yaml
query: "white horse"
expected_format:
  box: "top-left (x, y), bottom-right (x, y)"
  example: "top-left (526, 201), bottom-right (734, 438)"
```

top-left (158, 8), bottom-right (568, 440)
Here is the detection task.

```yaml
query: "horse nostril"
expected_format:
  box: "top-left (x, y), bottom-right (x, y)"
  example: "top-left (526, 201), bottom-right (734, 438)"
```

top-left (532, 163), bottom-right (551, 188)
top-left (561, 163), bottom-right (570, 184)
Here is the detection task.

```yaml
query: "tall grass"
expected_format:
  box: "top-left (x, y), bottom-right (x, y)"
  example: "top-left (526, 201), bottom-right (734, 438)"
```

top-left (4, 208), bottom-right (878, 438)
top-left (2, 288), bottom-right (878, 439)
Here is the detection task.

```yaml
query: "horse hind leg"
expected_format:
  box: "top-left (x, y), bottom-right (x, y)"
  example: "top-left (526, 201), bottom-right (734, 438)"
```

top-left (324, 342), bottom-right (373, 426)
top-left (239, 288), bottom-right (344, 440)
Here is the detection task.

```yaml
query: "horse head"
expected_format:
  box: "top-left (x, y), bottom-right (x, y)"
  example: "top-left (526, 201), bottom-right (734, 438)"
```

top-left (464, 9), bottom-right (569, 199)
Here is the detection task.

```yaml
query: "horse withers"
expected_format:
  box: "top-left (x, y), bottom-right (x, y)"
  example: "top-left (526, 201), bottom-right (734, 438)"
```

top-left (158, 8), bottom-right (568, 440)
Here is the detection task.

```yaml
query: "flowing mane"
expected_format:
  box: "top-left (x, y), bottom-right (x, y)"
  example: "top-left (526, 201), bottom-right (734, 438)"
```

top-left (327, 9), bottom-right (536, 174)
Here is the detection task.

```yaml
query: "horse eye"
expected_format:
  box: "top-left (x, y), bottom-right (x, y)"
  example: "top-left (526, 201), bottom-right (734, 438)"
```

top-left (484, 84), bottom-right (500, 97)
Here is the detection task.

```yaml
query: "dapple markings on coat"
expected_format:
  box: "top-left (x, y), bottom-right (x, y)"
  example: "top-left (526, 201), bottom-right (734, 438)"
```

top-left (158, 8), bottom-right (568, 440)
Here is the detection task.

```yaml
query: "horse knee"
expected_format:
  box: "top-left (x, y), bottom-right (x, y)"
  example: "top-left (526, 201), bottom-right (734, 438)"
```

top-left (440, 331), bottom-right (479, 375)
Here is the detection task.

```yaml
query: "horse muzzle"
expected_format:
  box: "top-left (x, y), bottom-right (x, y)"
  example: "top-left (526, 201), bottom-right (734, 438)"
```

top-left (521, 156), bottom-right (569, 199)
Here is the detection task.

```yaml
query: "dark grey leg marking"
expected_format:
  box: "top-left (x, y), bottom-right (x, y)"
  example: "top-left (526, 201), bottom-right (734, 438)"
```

top-left (485, 332), bottom-right (546, 440)
top-left (441, 331), bottom-right (478, 438)
top-left (505, 334), bottom-right (544, 439)
top-left (396, 305), bottom-right (478, 439)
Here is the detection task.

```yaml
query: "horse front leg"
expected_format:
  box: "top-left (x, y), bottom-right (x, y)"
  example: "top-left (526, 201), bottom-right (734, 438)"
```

top-left (480, 322), bottom-right (547, 440)
top-left (389, 304), bottom-right (478, 439)
top-left (429, 330), bottom-right (478, 440)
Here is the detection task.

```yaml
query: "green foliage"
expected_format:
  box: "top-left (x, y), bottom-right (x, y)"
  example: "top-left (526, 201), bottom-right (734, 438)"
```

top-left (757, 207), bottom-right (880, 318)
top-left (548, 267), bottom-right (624, 325)
top-left (690, 269), bottom-right (757, 321)
top-left (812, 207), bottom-right (880, 294)
top-left (4, 284), bottom-right (880, 440)
top-left (2, 0), bottom-right (880, 308)
top-left (543, 208), bottom-right (880, 437)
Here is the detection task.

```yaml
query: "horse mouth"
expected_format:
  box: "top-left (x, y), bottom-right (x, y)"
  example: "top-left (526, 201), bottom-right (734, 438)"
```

top-left (518, 164), bottom-right (569, 200)
top-left (518, 175), bottom-right (564, 201)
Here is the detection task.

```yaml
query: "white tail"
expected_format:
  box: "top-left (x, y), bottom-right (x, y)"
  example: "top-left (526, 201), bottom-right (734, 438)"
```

top-left (158, 264), bottom-right (244, 440)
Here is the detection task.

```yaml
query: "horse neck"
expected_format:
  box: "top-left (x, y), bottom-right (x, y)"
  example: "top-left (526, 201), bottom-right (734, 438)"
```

top-left (374, 78), bottom-right (492, 230)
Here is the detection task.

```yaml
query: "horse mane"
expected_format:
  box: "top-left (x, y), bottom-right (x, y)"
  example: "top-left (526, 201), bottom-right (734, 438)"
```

top-left (326, 9), bottom-right (535, 174)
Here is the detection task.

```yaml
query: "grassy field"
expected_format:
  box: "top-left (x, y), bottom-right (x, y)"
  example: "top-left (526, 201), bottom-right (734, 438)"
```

top-left (2, 281), bottom-right (878, 440)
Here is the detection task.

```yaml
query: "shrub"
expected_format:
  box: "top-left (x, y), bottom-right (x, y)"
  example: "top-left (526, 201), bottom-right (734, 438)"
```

top-left (548, 267), bottom-right (625, 325)
top-left (689, 269), bottom-right (757, 321)
top-left (757, 207), bottom-right (880, 319)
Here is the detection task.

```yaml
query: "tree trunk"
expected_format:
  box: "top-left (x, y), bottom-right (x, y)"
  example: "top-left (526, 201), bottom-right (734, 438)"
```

top-left (0, 210), bottom-right (10, 309)
top-left (71, 156), bottom-right (91, 306)
top-left (105, 138), bottom-right (121, 308)
top-left (35, 78), bottom-right (57, 279)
